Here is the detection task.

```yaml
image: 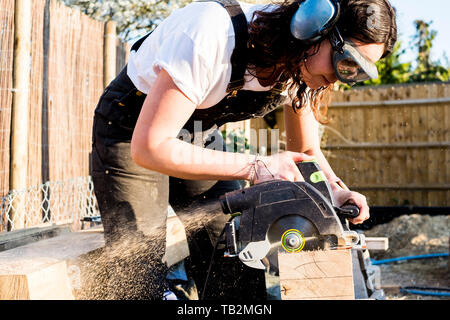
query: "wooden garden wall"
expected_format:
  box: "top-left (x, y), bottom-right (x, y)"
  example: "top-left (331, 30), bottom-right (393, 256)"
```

top-left (229, 82), bottom-right (449, 207)
top-left (322, 82), bottom-right (449, 207)
top-left (0, 0), bottom-right (130, 231)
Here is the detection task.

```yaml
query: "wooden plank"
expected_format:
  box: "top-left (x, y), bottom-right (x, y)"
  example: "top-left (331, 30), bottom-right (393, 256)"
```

top-left (103, 20), bottom-right (117, 87)
top-left (360, 97), bottom-right (372, 189)
top-left (0, 209), bottom-right (192, 299)
top-left (404, 94), bottom-right (414, 205)
top-left (27, 0), bottom-right (45, 191)
top-left (427, 85), bottom-right (439, 206)
top-left (323, 142), bottom-right (450, 149)
top-left (417, 85), bottom-right (429, 205)
top-left (0, 261), bottom-right (73, 300)
top-left (445, 86), bottom-right (450, 205)
top-left (0, 230), bottom-right (104, 300)
top-left (163, 214), bottom-right (190, 267)
top-left (0, 222), bottom-right (71, 252)
top-left (0, 0), bottom-right (15, 201)
top-left (372, 98), bottom-right (383, 204)
top-left (330, 97), bottom-right (450, 108)
top-left (365, 237), bottom-right (389, 251)
top-left (352, 104), bottom-right (364, 187)
top-left (340, 104), bottom-right (351, 183)
top-left (274, 108), bottom-right (285, 152)
top-left (9, 0), bottom-right (33, 230)
top-left (0, 275), bottom-right (29, 300)
top-left (278, 249), bottom-right (354, 300)
top-left (350, 184), bottom-right (449, 190)
top-left (26, 261), bottom-right (74, 300)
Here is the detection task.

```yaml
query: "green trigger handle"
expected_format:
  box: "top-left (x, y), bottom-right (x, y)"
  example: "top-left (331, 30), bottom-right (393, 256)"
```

top-left (296, 160), bottom-right (333, 204)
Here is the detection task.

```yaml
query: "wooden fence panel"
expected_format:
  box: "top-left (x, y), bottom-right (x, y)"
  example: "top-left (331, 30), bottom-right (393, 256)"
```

top-left (0, 0), bottom-right (15, 232)
top-left (0, 0), bottom-right (15, 199)
top-left (322, 83), bottom-right (450, 206)
top-left (180, 82), bottom-right (448, 207)
top-left (47, 0), bottom-right (104, 182)
top-left (23, 0), bottom-right (46, 227)
top-left (116, 38), bottom-right (130, 76)
top-left (1, 0), bottom-right (131, 232)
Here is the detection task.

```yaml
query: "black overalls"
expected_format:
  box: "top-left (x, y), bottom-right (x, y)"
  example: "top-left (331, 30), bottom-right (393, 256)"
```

top-left (91, 0), bottom-right (287, 300)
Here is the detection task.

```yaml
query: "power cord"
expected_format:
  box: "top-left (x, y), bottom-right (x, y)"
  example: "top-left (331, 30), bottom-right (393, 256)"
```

top-left (401, 286), bottom-right (450, 297)
top-left (200, 217), bottom-right (232, 300)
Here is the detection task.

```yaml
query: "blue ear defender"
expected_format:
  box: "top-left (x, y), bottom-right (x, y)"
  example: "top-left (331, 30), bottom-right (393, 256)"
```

top-left (290, 0), bottom-right (341, 42)
top-left (290, 0), bottom-right (380, 84)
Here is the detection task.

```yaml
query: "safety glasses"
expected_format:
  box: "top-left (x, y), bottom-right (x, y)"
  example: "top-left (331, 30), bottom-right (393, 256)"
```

top-left (328, 27), bottom-right (379, 85)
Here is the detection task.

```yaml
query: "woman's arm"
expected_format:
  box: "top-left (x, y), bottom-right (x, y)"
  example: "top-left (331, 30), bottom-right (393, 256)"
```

top-left (130, 69), bottom-right (312, 182)
top-left (283, 103), bottom-right (341, 187)
top-left (131, 69), bottom-right (252, 181)
top-left (283, 103), bottom-right (370, 224)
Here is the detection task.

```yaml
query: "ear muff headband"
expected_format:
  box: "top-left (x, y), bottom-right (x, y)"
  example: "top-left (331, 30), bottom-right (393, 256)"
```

top-left (290, 0), bottom-right (341, 42)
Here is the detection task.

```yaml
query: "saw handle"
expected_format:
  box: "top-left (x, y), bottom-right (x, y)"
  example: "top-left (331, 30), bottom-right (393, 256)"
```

top-left (336, 203), bottom-right (360, 219)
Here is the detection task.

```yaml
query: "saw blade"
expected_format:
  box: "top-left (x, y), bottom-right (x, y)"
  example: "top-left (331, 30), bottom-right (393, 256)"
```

top-left (263, 214), bottom-right (327, 273)
top-left (266, 214), bottom-right (321, 252)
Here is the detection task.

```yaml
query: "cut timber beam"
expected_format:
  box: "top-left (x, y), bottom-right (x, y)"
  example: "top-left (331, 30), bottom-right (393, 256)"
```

top-left (0, 229), bottom-right (105, 300)
top-left (163, 214), bottom-right (190, 267)
top-left (0, 206), bottom-right (192, 299)
top-left (0, 261), bottom-right (73, 300)
top-left (278, 249), bottom-right (354, 300)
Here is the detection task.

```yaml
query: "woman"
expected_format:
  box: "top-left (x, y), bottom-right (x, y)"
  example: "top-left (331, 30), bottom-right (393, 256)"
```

top-left (91, 0), bottom-right (397, 299)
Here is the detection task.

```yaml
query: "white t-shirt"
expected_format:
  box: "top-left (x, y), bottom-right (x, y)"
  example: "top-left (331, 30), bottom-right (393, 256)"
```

top-left (127, 1), bottom-right (278, 109)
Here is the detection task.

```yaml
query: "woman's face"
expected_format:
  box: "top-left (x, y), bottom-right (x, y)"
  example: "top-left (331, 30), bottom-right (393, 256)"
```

top-left (300, 38), bottom-right (385, 89)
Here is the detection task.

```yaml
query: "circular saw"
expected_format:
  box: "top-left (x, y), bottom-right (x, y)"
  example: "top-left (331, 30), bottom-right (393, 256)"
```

top-left (218, 160), bottom-right (372, 299)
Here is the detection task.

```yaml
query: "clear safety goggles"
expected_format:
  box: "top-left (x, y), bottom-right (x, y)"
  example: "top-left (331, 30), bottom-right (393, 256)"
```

top-left (328, 28), bottom-right (379, 85)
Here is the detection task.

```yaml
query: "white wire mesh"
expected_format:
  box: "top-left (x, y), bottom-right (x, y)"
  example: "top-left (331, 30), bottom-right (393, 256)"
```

top-left (0, 176), bottom-right (99, 233)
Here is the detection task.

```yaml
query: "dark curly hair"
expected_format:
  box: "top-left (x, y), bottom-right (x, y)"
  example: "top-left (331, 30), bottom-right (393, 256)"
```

top-left (247, 0), bottom-right (397, 123)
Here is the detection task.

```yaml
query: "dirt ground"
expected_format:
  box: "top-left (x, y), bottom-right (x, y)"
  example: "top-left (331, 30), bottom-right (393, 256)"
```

top-left (363, 214), bottom-right (449, 300)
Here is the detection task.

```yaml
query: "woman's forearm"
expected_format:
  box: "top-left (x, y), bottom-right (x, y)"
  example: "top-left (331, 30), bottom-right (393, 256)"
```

top-left (131, 136), bottom-right (254, 181)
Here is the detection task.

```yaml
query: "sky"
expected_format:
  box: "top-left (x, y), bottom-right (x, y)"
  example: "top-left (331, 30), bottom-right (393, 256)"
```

top-left (389, 0), bottom-right (450, 65)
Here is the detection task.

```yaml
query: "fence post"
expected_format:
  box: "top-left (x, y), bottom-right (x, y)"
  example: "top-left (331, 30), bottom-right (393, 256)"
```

top-left (103, 20), bottom-right (117, 88)
top-left (244, 120), bottom-right (251, 155)
top-left (9, 0), bottom-right (32, 230)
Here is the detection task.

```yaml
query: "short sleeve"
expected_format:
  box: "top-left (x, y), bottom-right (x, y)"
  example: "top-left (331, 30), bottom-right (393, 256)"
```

top-left (152, 31), bottom-right (219, 106)
top-left (127, 2), bottom-right (235, 107)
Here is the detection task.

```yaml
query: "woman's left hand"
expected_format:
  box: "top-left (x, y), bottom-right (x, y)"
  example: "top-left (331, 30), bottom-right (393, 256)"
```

top-left (332, 189), bottom-right (370, 225)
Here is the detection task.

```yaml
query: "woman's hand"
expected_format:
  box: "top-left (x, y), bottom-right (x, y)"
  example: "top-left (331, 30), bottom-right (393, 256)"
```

top-left (251, 151), bottom-right (315, 184)
top-left (331, 188), bottom-right (370, 225)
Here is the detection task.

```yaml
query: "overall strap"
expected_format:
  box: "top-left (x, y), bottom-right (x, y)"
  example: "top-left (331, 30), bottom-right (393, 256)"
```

top-left (130, 32), bottom-right (152, 52)
top-left (131, 0), bottom-right (249, 95)
top-left (208, 0), bottom-right (249, 94)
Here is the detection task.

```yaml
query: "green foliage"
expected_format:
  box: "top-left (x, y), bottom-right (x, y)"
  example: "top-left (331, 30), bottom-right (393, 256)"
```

top-left (62, 0), bottom-right (191, 41)
top-left (338, 41), bottom-right (412, 90)
top-left (340, 19), bottom-right (449, 89)
top-left (63, 1), bottom-right (449, 86)
top-left (361, 41), bottom-right (412, 86)
top-left (409, 20), bottom-right (450, 82)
